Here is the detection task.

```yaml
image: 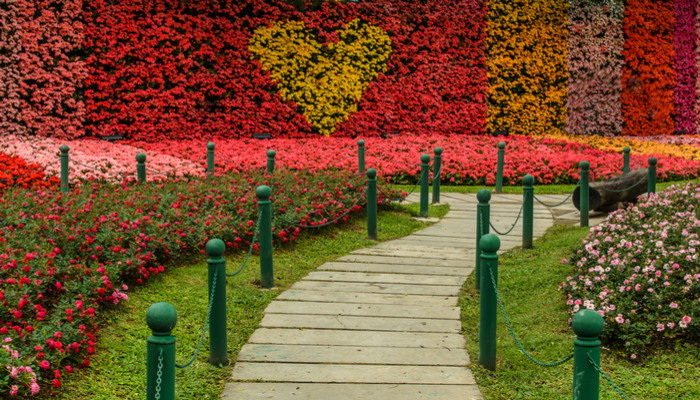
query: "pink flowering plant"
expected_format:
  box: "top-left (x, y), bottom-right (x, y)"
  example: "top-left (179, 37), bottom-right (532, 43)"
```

top-left (562, 182), bottom-right (700, 358)
top-left (0, 168), bottom-right (365, 395)
top-left (0, 339), bottom-right (40, 396)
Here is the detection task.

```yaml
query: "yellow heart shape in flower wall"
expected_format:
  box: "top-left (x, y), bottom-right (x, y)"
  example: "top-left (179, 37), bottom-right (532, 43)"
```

top-left (249, 19), bottom-right (392, 136)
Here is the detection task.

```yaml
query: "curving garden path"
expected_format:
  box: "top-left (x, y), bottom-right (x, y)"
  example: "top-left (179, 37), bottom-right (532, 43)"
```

top-left (221, 192), bottom-right (600, 399)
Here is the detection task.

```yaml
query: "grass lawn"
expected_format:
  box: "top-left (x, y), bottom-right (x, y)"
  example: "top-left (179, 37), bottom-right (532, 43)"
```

top-left (394, 178), bottom-right (700, 195)
top-left (460, 225), bottom-right (700, 399)
top-left (57, 202), bottom-right (449, 399)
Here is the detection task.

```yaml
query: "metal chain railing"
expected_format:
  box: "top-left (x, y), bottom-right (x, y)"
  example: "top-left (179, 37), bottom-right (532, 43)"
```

top-left (588, 354), bottom-right (632, 400)
top-left (292, 189), bottom-right (367, 229)
top-left (378, 168), bottom-right (426, 203)
top-left (489, 204), bottom-right (524, 236)
top-left (533, 181), bottom-right (580, 208)
top-left (226, 213), bottom-right (263, 277)
top-left (175, 270), bottom-right (218, 369)
top-left (155, 348), bottom-right (164, 399)
top-left (593, 176), bottom-right (647, 193)
top-left (487, 265), bottom-right (574, 367)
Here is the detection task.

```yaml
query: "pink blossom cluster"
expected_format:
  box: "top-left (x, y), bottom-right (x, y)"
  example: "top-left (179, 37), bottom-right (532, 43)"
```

top-left (0, 136), bottom-right (203, 182)
top-left (1, 340), bottom-right (40, 396)
top-left (562, 182), bottom-right (700, 357)
top-left (621, 135), bottom-right (700, 146)
top-left (566, 0), bottom-right (625, 136)
top-left (673, 0), bottom-right (697, 134)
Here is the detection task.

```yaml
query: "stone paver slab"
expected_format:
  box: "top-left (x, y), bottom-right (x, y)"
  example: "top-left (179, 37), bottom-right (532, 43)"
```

top-left (265, 301), bottom-right (460, 319)
top-left (231, 363), bottom-right (475, 385)
top-left (222, 383), bottom-right (483, 400)
top-left (237, 344), bottom-right (469, 366)
top-left (319, 262), bottom-right (473, 277)
top-left (303, 271), bottom-right (466, 286)
top-left (291, 281), bottom-right (462, 296)
top-left (350, 248), bottom-right (471, 260)
top-left (260, 314), bottom-right (461, 333)
top-left (248, 328), bottom-right (465, 349)
top-left (337, 254), bottom-right (472, 268)
top-left (277, 289), bottom-right (458, 307)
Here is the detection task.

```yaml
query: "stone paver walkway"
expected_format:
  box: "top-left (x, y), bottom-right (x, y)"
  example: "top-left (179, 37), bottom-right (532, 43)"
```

top-left (221, 192), bottom-right (593, 399)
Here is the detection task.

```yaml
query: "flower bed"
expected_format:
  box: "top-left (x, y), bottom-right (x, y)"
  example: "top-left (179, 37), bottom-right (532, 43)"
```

top-left (0, 169), bottom-right (364, 395)
top-left (0, 153), bottom-right (58, 193)
top-left (561, 183), bottom-right (700, 358)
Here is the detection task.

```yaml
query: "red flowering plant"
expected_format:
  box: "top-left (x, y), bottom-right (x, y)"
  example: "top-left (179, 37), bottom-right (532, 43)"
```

top-left (0, 168), bottom-right (364, 395)
top-left (0, 152), bottom-right (59, 193)
top-left (561, 183), bottom-right (700, 359)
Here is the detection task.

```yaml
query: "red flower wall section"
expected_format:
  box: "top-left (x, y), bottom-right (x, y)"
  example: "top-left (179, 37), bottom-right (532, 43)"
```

top-left (0, 0), bottom-right (86, 139)
top-left (81, 0), bottom-right (487, 141)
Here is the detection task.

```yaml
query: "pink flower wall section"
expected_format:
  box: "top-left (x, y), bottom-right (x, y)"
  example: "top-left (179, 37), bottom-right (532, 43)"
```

top-left (566, 0), bottom-right (625, 136)
top-left (0, 0), bottom-right (86, 139)
top-left (673, 0), bottom-right (697, 134)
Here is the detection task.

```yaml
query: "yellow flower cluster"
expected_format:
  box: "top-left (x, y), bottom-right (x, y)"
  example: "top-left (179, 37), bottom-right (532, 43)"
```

top-left (249, 19), bottom-right (392, 136)
top-left (486, 0), bottom-right (570, 136)
top-left (549, 133), bottom-right (700, 161)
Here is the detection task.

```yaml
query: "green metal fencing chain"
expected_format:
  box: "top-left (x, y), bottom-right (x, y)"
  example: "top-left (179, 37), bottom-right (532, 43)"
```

top-left (294, 189), bottom-right (367, 229)
top-left (379, 168), bottom-right (428, 202)
top-left (533, 182), bottom-right (580, 208)
top-left (588, 354), bottom-right (632, 400)
top-left (593, 177), bottom-right (647, 193)
top-left (175, 270), bottom-right (217, 368)
top-left (487, 265), bottom-right (574, 367)
top-left (489, 203), bottom-right (523, 236)
top-left (226, 213), bottom-right (263, 277)
top-left (155, 348), bottom-right (164, 399)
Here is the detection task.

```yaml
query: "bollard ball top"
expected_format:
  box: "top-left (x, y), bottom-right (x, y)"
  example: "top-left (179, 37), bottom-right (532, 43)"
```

top-left (476, 188), bottom-right (491, 203)
top-left (256, 185), bottom-right (272, 200)
top-left (267, 150), bottom-right (276, 158)
top-left (480, 234), bottom-right (500, 253)
top-left (572, 309), bottom-right (604, 338)
top-left (206, 238), bottom-right (226, 258)
top-left (136, 153), bottom-right (147, 163)
top-left (522, 174), bottom-right (534, 187)
top-left (366, 168), bottom-right (377, 179)
top-left (207, 142), bottom-right (215, 150)
top-left (434, 147), bottom-right (443, 155)
top-left (579, 160), bottom-right (589, 170)
top-left (623, 147), bottom-right (630, 154)
top-left (60, 145), bottom-right (69, 153)
top-left (648, 157), bottom-right (657, 166)
top-left (358, 139), bottom-right (365, 146)
top-left (420, 154), bottom-right (431, 164)
top-left (146, 302), bottom-right (178, 333)
top-left (498, 142), bottom-right (506, 149)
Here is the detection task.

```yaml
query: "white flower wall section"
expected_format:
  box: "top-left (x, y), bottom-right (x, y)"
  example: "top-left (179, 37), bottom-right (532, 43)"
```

top-left (0, 136), bottom-right (203, 182)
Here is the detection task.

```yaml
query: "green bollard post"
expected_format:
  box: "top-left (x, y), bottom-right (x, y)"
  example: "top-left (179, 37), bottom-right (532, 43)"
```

top-left (495, 142), bottom-right (505, 193)
top-left (257, 185), bottom-right (274, 289)
top-left (266, 150), bottom-right (276, 174)
top-left (146, 302), bottom-right (177, 400)
top-left (366, 168), bottom-right (378, 240)
top-left (622, 147), bottom-right (630, 175)
top-left (479, 234), bottom-right (501, 371)
top-left (207, 142), bottom-right (215, 180)
top-left (60, 145), bottom-right (69, 194)
top-left (432, 147), bottom-right (442, 204)
top-left (522, 175), bottom-right (534, 249)
top-left (358, 140), bottom-right (366, 175)
top-left (420, 154), bottom-right (430, 218)
top-left (580, 161), bottom-right (589, 228)
top-left (475, 189), bottom-right (491, 291)
top-left (137, 153), bottom-right (147, 183)
top-left (206, 239), bottom-right (227, 366)
top-left (648, 157), bottom-right (657, 196)
top-left (572, 309), bottom-right (604, 400)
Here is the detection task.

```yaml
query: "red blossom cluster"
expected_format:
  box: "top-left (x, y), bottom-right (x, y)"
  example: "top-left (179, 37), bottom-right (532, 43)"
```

top-left (81, 0), bottom-right (486, 141)
top-left (0, 152), bottom-right (58, 192)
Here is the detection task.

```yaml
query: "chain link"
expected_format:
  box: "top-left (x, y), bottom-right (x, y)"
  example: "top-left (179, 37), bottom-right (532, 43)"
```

top-left (378, 167), bottom-right (436, 203)
top-left (175, 269), bottom-right (218, 368)
top-left (489, 203), bottom-right (523, 236)
top-left (593, 176), bottom-right (647, 193)
top-left (487, 264), bottom-right (574, 367)
top-left (534, 181), bottom-right (580, 208)
top-left (294, 189), bottom-right (367, 228)
top-left (588, 354), bottom-right (633, 400)
top-left (226, 213), bottom-right (263, 277)
top-left (155, 348), bottom-right (164, 399)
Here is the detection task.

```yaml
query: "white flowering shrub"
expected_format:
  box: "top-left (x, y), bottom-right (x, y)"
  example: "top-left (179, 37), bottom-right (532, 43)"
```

top-left (562, 182), bottom-right (699, 359)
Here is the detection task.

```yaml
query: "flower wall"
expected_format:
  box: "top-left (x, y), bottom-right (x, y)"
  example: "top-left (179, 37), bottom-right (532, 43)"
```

top-left (674, 0), bottom-right (697, 135)
top-left (566, 0), bottom-right (625, 137)
top-left (486, 0), bottom-right (570, 136)
top-left (621, 0), bottom-right (676, 137)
